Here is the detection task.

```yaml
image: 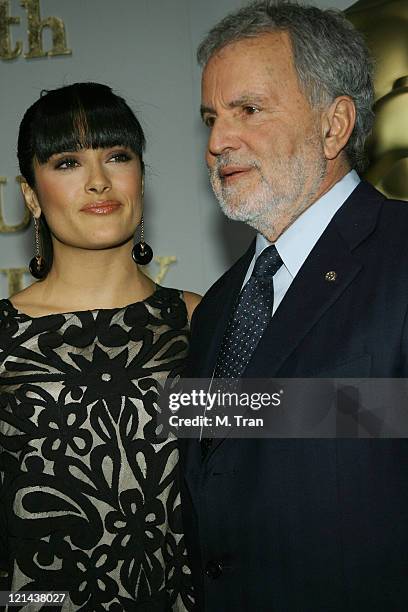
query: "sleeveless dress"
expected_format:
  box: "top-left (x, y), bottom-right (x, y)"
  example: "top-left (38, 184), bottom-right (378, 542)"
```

top-left (0, 286), bottom-right (194, 611)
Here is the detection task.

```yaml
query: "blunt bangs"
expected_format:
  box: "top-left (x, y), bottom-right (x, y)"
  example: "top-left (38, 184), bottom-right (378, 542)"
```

top-left (18, 83), bottom-right (146, 186)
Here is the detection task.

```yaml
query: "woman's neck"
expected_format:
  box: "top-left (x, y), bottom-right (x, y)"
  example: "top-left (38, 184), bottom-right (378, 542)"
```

top-left (12, 240), bottom-right (156, 316)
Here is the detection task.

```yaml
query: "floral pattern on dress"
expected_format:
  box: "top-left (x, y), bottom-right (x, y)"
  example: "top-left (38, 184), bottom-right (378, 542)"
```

top-left (0, 287), bottom-right (194, 611)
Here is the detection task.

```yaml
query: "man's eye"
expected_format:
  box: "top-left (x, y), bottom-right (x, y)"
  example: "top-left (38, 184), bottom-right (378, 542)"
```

top-left (243, 105), bottom-right (259, 115)
top-left (204, 116), bottom-right (216, 128)
top-left (55, 158), bottom-right (79, 170)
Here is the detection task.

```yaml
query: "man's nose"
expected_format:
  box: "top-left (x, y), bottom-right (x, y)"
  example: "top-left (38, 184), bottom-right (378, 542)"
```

top-left (207, 116), bottom-right (241, 157)
top-left (85, 163), bottom-right (111, 194)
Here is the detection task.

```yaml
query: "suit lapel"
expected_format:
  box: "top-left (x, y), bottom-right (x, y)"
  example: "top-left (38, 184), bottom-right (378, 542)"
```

top-left (184, 242), bottom-right (255, 462)
top-left (244, 224), bottom-right (361, 377)
top-left (245, 181), bottom-right (382, 377)
top-left (206, 181), bottom-right (384, 456)
top-left (190, 240), bottom-right (256, 377)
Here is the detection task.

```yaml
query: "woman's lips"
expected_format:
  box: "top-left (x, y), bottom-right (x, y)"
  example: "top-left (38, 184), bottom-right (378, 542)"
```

top-left (80, 201), bottom-right (121, 214)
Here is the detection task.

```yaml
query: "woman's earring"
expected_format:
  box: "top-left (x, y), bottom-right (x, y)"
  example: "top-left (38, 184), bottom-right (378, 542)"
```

top-left (29, 217), bottom-right (47, 279)
top-left (132, 216), bottom-right (153, 265)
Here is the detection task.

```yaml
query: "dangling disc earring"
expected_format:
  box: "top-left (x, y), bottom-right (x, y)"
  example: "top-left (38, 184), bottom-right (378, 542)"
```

top-left (29, 216), bottom-right (47, 279)
top-left (132, 216), bottom-right (153, 265)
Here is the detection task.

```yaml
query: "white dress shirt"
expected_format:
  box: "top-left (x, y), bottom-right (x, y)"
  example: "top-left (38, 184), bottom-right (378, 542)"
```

top-left (242, 170), bottom-right (361, 314)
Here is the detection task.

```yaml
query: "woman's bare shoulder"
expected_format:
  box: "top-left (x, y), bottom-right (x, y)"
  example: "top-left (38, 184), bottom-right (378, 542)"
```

top-left (8, 282), bottom-right (51, 317)
top-left (182, 291), bottom-right (202, 321)
top-left (9, 283), bottom-right (38, 308)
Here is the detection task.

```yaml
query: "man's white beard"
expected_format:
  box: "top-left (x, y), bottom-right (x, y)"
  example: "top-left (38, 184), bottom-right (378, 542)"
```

top-left (209, 138), bottom-right (327, 238)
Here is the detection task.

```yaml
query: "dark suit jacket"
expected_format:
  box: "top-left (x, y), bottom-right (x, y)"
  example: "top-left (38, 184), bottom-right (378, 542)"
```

top-left (180, 181), bottom-right (408, 612)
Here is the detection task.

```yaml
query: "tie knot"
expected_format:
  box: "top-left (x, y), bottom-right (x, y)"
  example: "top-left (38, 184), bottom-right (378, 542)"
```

top-left (252, 245), bottom-right (282, 279)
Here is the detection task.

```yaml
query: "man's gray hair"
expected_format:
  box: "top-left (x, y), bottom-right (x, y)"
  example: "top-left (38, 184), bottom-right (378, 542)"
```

top-left (197, 0), bottom-right (374, 173)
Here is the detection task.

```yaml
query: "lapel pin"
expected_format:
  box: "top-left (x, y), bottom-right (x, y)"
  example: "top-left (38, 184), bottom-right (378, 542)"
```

top-left (325, 271), bottom-right (337, 282)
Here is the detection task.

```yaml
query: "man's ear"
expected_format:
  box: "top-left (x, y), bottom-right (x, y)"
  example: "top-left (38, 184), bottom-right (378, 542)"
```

top-left (321, 96), bottom-right (356, 161)
top-left (20, 181), bottom-right (41, 218)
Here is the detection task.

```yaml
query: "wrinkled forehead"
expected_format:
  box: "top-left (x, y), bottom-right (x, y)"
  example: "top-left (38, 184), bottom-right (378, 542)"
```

top-left (203, 31), bottom-right (294, 73)
top-left (201, 32), bottom-right (300, 105)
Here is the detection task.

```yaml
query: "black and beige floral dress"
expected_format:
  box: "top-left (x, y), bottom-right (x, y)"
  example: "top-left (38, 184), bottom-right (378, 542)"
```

top-left (0, 286), bottom-right (194, 611)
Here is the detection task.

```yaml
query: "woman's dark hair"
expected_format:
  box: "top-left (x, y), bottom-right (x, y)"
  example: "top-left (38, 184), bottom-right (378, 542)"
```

top-left (17, 82), bottom-right (146, 273)
top-left (18, 82), bottom-right (145, 186)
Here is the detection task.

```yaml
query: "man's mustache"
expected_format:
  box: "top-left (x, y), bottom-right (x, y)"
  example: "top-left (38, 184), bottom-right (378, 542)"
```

top-left (208, 156), bottom-right (261, 180)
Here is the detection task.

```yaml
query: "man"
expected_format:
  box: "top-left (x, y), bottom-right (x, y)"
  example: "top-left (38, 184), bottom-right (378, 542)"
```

top-left (180, 1), bottom-right (408, 611)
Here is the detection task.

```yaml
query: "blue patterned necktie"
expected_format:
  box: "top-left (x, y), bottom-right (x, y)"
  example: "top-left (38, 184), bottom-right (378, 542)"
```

top-left (201, 245), bottom-right (283, 458)
top-left (214, 245), bottom-right (283, 379)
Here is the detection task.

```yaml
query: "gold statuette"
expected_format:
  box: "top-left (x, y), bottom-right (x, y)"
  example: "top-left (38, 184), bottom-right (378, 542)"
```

top-left (346, 0), bottom-right (408, 201)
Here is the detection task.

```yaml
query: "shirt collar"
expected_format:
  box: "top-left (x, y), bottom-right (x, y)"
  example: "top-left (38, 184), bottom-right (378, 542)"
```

top-left (255, 170), bottom-right (360, 279)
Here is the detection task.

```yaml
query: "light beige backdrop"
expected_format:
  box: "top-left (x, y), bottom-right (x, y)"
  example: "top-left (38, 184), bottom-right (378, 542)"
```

top-left (0, 0), bottom-right (353, 299)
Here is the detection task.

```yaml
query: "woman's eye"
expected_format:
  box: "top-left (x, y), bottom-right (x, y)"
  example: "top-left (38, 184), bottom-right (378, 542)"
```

top-left (109, 152), bottom-right (131, 163)
top-left (55, 158), bottom-right (79, 170)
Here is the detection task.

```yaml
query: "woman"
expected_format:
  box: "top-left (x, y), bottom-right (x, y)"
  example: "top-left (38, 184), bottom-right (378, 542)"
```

top-left (0, 83), bottom-right (199, 611)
